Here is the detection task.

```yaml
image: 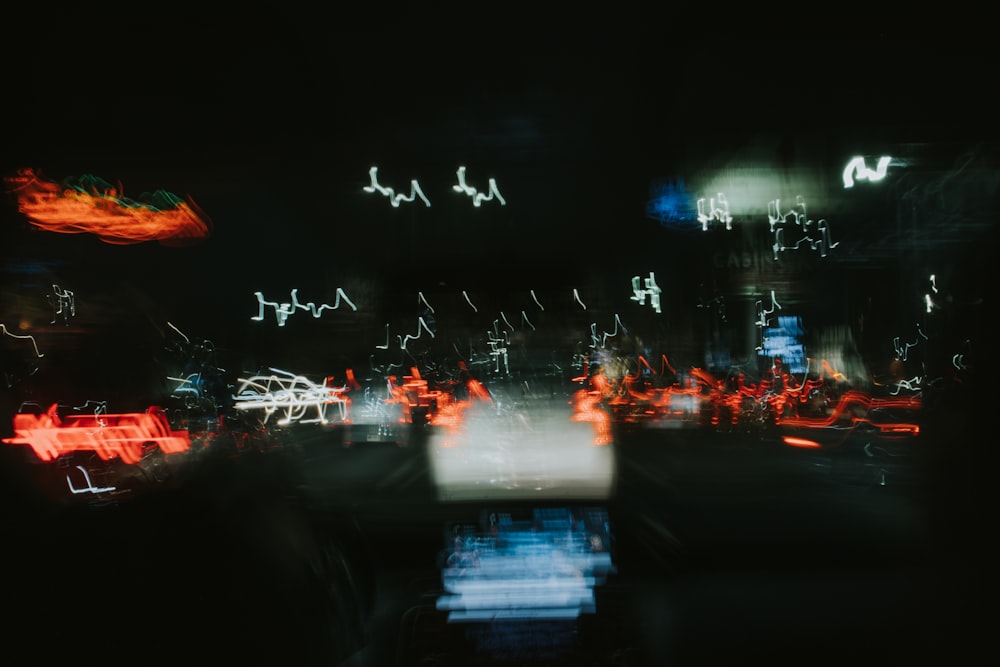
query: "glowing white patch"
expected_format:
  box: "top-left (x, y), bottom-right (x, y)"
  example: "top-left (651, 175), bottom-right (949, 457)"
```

top-left (843, 156), bottom-right (892, 188)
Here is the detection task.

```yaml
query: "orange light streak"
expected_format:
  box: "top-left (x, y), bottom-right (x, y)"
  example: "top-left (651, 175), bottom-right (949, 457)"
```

top-left (782, 436), bottom-right (822, 448)
top-left (5, 168), bottom-right (211, 246)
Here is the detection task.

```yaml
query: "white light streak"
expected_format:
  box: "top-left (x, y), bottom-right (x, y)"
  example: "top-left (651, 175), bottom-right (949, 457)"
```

top-left (697, 192), bottom-right (733, 230)
top-left (167, 373), bottom-right (202, 398)
top-left (232, 368), bottom-right (350, 425)
top-left (755, 290), bottom-right (782, 328)
top-left (590, 313), bottom-right (626, 349)
top-left (452, 166), bottom-right (506, 207)
top-left (66, 466), bottom-right (116, 494)
top-left (890, 375), bottom-right (923, 395)
top-left (843, 156), bottom-right (892, 188)
top-left (573, 289), bottom-right (587, 310)
top-left (893, 325), bottom-right (928, 362)
top-left (166, 321), bottom-right (190, 344)
top-left (398, 316), bottom-right (436, 350)
top-left (1, 323), bottom-right (44, 357)
top-left (630, 272), bottom-right (662, 313)
top-left (418, 291), bottom-right (435, 314)
top-left (462, 291), bottom-right (478, 313)
top-left (768, 196), bottom-right (838, 259)
top-left (363, 166), bottom-right (432, 207)
top-left (49, 284), bottom-right (76, 325)
top-left (252, 288), bottom-right (357, 327)
top-left (487, 326), bottom-right (510, 375)
top-left (530, 290), bottom-right (544, 311)
top-left (521, 310), bottom-right (536, 331)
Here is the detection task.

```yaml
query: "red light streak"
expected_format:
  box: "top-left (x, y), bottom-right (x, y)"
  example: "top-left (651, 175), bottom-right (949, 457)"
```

top-left (782, 436), bottom-right (822, 448)
top-left (5, 168), bottom-right (211, 246)
top-left (3, 404), bottom-right (191, 464)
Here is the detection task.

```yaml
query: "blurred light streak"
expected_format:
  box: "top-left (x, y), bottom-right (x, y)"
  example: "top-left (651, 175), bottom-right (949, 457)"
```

top-left (398, 316), bottom-right (436, 350)
top-left (362, 166), bottom-right (431, 207)
top-left (48, 284), bottom-right (76, 325)
top-left (418, 291), bottom-right (435, 313)
top-left (463, 291), bottom-right (478, 312)
top-left (777, 390), bottom-right (921, 434)
top-left (843, 156), bottom-right (892, 188)
top-left (697, 192), bottom-right (733, 230)
top-left (6, 168), bottom-right (211, 245)
top-left (630, 272), bottom-right (662, 313)
top-left (67, 465), bottom-right (116, 494)
top-left (2, 404), bottom-right (191, 464)
top-left (590, 314), bottom-right (626, 349)
top-left (452, 166), bottom-right (506, 207)
top-left (768, 196), bottom-right (838, 259)
top-left (755, 290), bottom-right (782, 328)
top-left (251, 288), bottom-right (357, 326)
top-left (232, 368), bottom-right (351, 425)
top-left (893, 325), bottom-right (927, 362)
top-left (573, 289), bottom-right (586, 309)
top-left (530, 290), bottom-right (544, 311)
top-left (520, 310), bottom-right (536, 331)
top-left (1, 323), bottom-right (45, 357)
top-left (782, 436), bottom-right (822, 449)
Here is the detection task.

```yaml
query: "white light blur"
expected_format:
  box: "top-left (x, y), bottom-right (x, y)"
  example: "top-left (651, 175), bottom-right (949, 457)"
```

top-left (232, 368), bottom-right (350, 425)
top-left (49, 284), bottom-right (76, 325)
top-left (463, 291), bottom-right (478, 312)
top-left (452, 166), bottom-right (507, 207)
top-left (66, 466), bottom-right (116, 494)
top-left (697, 192), bottom-right (733, 230)
top-left (427, 401), bottom-right (615, 502)
top-left (843, 155), bottom-right (892, 188)
top-left (1, 323), bottom-right (44, 358)
top-left (251, 288), bottom-right (357, 326)
top-left (590, 313), bottom-right (626, 349)
top-left (363, 166), bottom-right (432, 207)
top-left (768, 196), bottom-right (838, 259)
top-left (630, 272), bottom-right (662, 313)
top-left (398, 316), bottom-right (436, 350)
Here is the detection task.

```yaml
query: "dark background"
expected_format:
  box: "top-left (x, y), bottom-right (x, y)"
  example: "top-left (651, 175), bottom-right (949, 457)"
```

top-left (1, 7), bottom-right (995, 666)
